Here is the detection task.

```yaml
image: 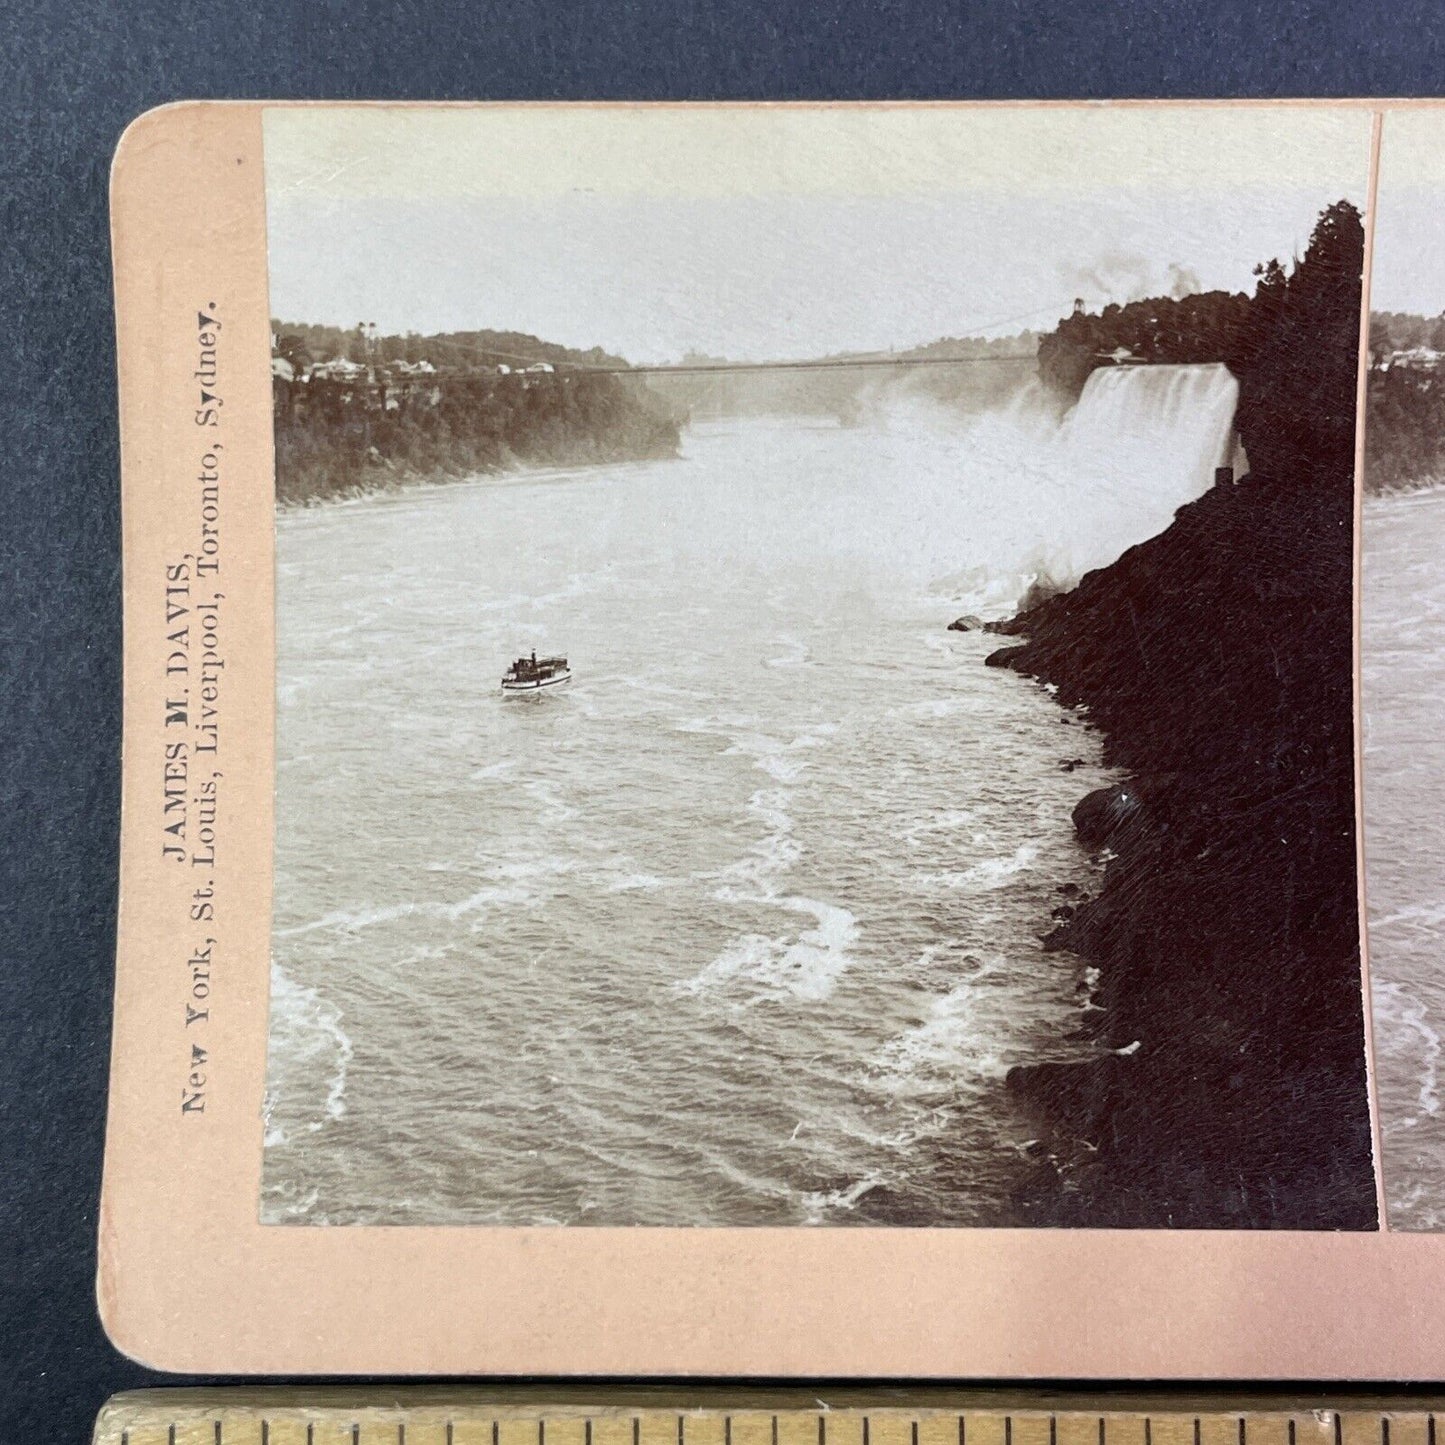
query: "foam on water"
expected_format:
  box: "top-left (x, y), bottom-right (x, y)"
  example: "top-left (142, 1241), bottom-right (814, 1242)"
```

top-left (608, 873), bottom-right (670, 893)
top-left (693, 753), bottom-right (861, 1002)
top-left (470, 759), bottom-right (516, 781)
top-left (1372, 902), bottom-right (1445, 933)
top-left (276, 861), bottom-right (567, 939)
top-left (911, 843), bottom-right (1040, 892)
top-left (798, 1172), bottom-right (886, 1222)
top-left (1373, 982), bottom-right (1441, 1130)
top-left (868, 959), bottom-right (1018, 1097)
top-left (275, 901), bottom-right (422, 938)
top-left (684, 899), bottom-right (859, 1003)
top-left (696, 715), bottom-right (864, 1002)
top-left (265, 963), bottom-right (354, 1143)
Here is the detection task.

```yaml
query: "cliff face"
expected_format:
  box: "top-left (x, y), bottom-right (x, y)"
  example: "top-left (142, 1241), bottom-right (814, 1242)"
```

top-left (985, 201), bottom-right (1375, 1228)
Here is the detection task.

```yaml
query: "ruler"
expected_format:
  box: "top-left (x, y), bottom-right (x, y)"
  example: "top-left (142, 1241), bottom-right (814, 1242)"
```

top-left (91, 1391), bottom-right (1445, 1445)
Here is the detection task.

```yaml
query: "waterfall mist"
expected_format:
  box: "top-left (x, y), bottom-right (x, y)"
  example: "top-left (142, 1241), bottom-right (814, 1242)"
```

top-left (877, 362), bottom-right (1244, 616)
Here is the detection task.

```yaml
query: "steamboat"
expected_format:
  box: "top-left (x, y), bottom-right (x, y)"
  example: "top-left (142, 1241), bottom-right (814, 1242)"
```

top-left (502, 649), bottom-right (572, 693)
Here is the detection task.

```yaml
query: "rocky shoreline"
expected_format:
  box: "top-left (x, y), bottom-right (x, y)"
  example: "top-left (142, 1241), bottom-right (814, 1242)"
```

top-left (978, 199), bottom-right (1377, 1229)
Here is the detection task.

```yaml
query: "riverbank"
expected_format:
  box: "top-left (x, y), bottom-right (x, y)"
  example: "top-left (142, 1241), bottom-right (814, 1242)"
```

top-left (273, 370), bottom-right (681, 505)
top-left (981, 198), bottom-right (1376, 1229)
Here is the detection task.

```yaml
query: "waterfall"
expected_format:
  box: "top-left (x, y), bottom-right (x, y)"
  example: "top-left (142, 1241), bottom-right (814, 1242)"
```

top-left (1061, 362), bottom-right (1243, 543)
top-left (927, 362), bottom-right (1244, 614)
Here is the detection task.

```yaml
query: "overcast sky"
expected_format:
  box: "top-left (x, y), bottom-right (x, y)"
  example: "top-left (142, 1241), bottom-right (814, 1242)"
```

top-left (264, 105), bottom-right (1373, 364)
top-left (1369, 108), bottom-right (1445, 317)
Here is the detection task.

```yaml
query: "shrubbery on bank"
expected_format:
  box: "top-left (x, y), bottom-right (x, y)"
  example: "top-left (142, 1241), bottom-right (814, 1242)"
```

top-left (273, 369), bottom-right (681, 505)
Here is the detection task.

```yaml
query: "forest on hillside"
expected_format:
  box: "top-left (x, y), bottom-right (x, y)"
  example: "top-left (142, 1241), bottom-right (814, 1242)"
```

top-left (1365, 364), bottom-right (1445, 494)
top-left (272, 322), bottom-right (631, 373)
top-left (1371, 310), bottom-right (1445, 355)
top-left (271, 324), bottom-right (680, 505)
top-left (1364, 312), bottom-right (1445, 493)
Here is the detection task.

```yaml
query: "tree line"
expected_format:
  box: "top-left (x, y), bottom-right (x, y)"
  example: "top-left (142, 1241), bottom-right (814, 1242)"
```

top-left (1364, 314), bottom-right (1445, 494)
top-left (271, 328), bottom-right (680, 505)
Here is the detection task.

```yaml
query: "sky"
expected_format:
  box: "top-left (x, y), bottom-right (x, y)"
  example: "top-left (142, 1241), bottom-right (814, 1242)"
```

top-left (1369, 107), bottom-right (1445, 317)
top-left (264, 105), bottom-right (1374, 364)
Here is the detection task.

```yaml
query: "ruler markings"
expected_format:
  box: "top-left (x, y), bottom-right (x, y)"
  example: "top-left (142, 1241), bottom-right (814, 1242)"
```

top-left (93, 1407), bottom-right (1445, 1445)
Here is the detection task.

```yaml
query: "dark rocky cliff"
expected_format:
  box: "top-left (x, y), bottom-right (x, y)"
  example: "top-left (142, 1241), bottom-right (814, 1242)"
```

top-left (985, 201), bottom-right (1375, 1228)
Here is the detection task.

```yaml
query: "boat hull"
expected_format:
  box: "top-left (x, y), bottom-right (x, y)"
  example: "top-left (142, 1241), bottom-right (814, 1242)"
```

top-left (501, 670), bottom-right (572, 693)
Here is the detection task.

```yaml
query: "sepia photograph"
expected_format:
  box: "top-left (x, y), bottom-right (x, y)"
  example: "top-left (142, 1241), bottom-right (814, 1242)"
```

top-left (257, 105), bottom-right (1377, 1230)
top-left (1364, 108), bottom-right (1445, 1230)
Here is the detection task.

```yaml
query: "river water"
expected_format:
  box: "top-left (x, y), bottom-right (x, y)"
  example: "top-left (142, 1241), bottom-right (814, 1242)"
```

top-left (261, 410), bottom-right (1132, 1227)
top-left (1365, 487), bottom-right (1445, 1230)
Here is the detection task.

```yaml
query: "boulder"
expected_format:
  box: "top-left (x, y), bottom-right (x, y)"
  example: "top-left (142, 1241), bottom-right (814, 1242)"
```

top-left (1071, 783), bottom-right (1143, 851)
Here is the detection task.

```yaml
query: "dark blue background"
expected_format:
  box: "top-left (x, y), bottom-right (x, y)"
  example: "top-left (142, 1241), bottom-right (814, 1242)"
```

top-left (3, 3), bottom-right (1443, 1440)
